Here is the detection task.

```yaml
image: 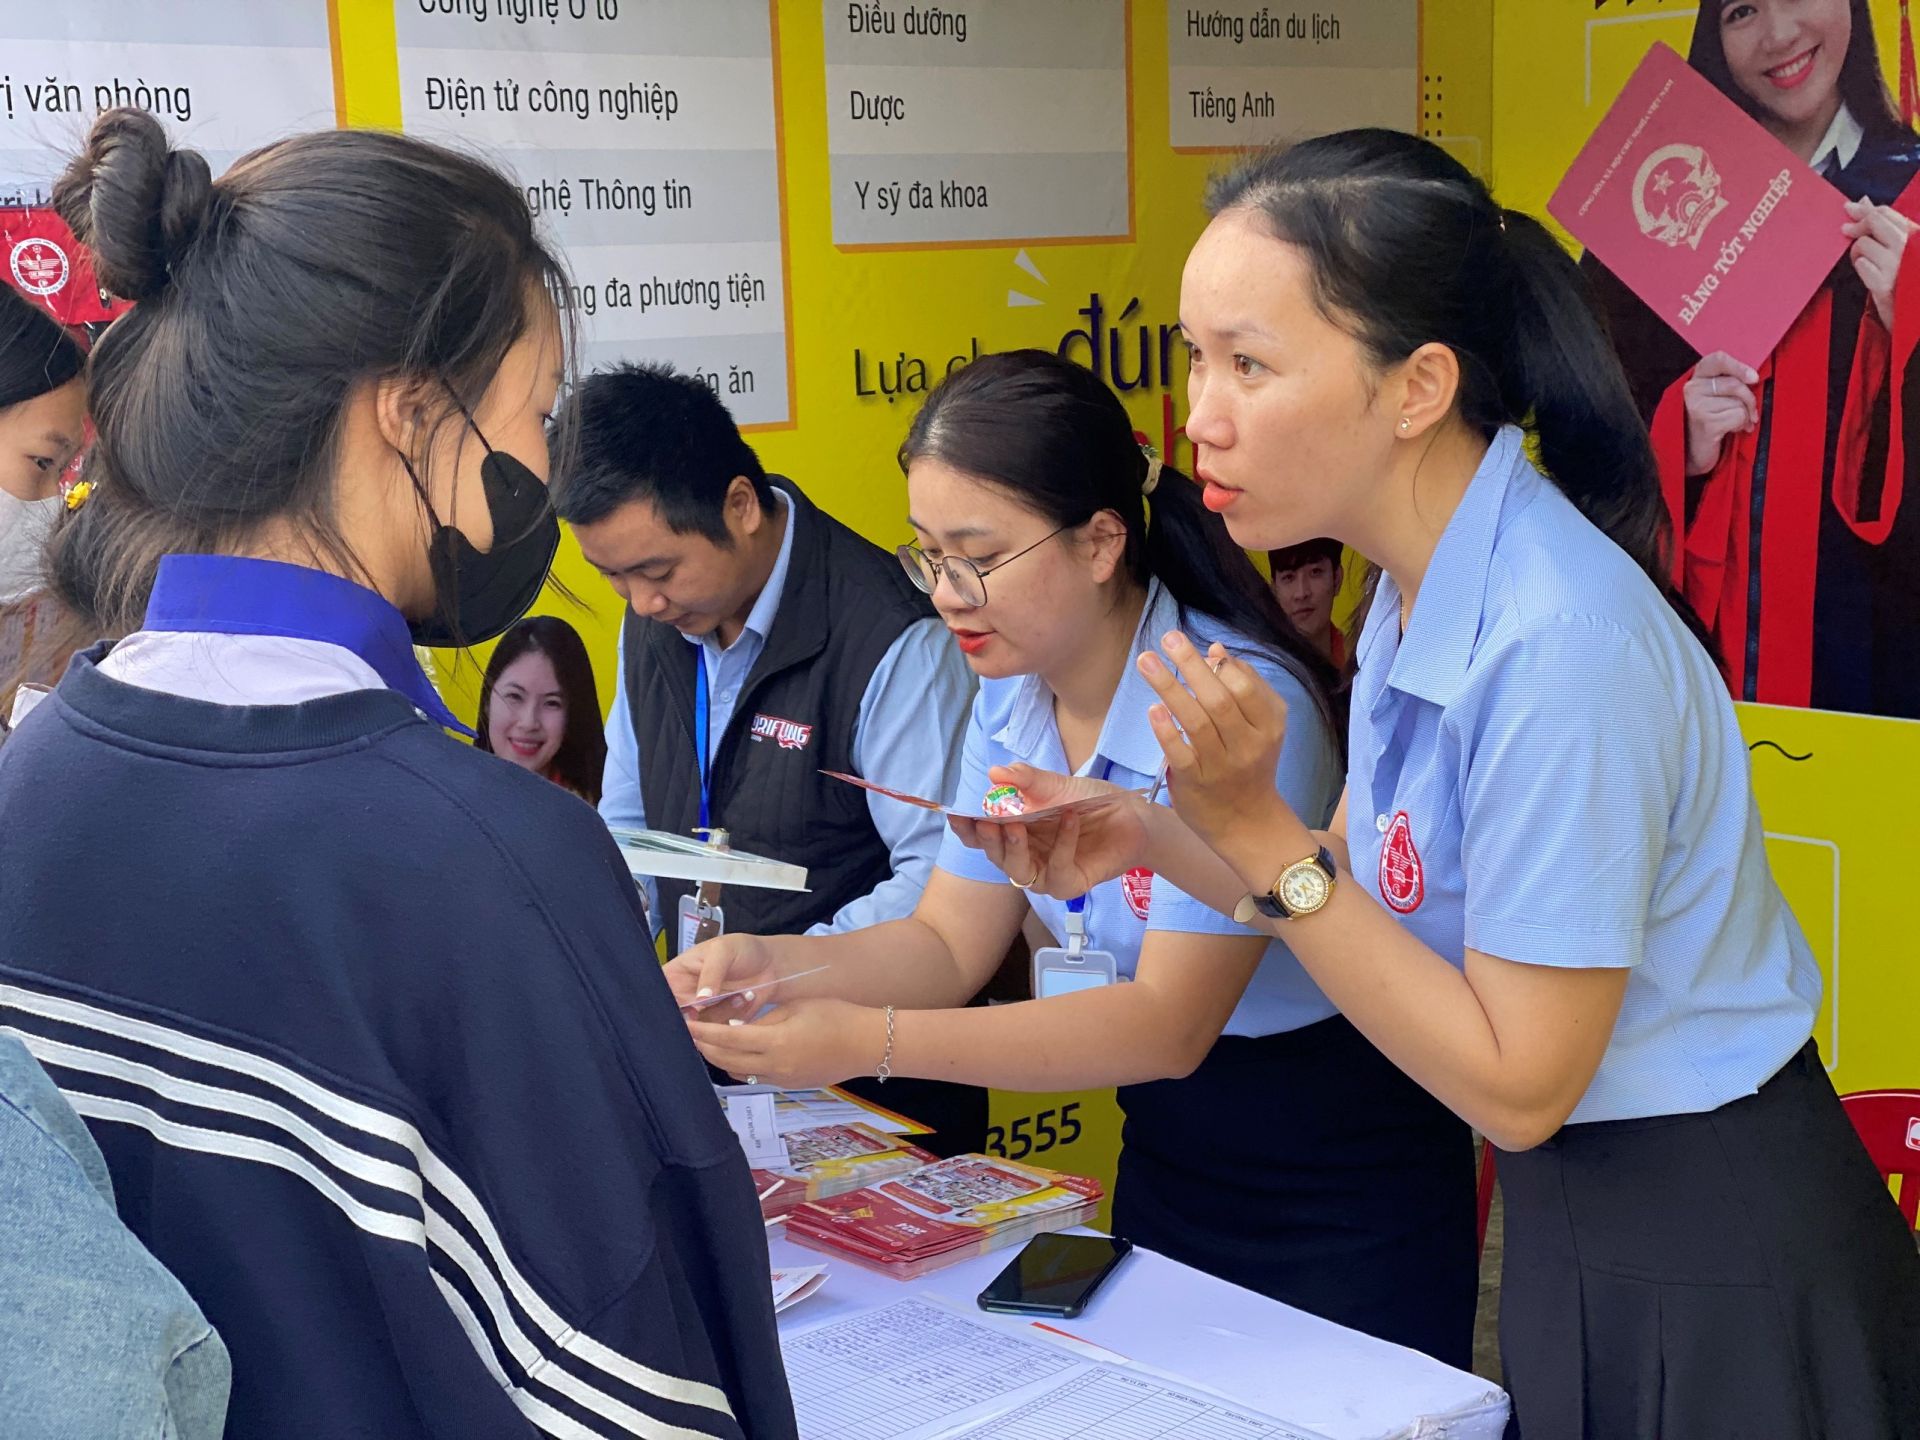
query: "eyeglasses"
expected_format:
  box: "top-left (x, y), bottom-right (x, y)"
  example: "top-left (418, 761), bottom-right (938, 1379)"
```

top-left (896, 526), bottom-right (1070, 609)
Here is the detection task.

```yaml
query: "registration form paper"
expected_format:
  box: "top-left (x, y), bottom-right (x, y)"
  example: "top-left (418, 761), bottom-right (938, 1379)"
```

top-left (945, 1367), bottom-right (1331, 1439)
top-left (778, 1298), bottom-right (1329, 1440)
top-left (781, 1299), bottom-right (1081, 1440)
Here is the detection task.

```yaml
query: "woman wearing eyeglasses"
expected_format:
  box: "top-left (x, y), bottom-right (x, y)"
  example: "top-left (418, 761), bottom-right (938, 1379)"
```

top-left (669, 349), bottom-right (1481, 1369)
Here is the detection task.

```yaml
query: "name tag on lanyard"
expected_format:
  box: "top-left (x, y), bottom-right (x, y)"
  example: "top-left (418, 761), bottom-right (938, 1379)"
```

top-left (680, 649), bottom-right (727, 956)
top-left (678, 885), bottom-right (726, 957)
top-left (1031, 757), bottom-right (1121, 997)
top-left (1032, 903), bottom-right (1121, 998)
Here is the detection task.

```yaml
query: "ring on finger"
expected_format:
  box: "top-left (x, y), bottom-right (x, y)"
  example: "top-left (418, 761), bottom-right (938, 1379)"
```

top-left (1711, 376), bottom-right (1721, 397)
top-left (1009, 866), bottom-right (1044, 890)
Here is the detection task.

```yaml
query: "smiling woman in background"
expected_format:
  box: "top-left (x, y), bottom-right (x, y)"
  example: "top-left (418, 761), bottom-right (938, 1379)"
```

top-left (476, 613), bottom-right (606, 804)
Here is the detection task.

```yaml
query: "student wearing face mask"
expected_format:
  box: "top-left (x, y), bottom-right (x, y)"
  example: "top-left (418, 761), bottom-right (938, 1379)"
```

top-left (0, 286), bottom-right (84, 605)
top-left (0, 110), bottom-right (795, 1440)
top-left (669, 350), bottom-right (1480, 1370)
top-left (0, 287), bottom-right (91, 731)
top-left (476, 615), bottom-right (607, 805)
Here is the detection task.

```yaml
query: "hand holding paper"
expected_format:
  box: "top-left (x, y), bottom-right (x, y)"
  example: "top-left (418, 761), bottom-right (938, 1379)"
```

top-left (665, 932), bottom-right (782, 1016)
top-left (689, 997), bottom-right (883, 1090)
top-left (946, 763), bottom-right (1152, 900)
top-left (680, 965), bottom-right (832, 1013)
top-left (821, 770), bottom-right (1143, 825)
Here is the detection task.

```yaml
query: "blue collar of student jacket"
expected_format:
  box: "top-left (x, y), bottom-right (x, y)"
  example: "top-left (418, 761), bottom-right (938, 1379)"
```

top-left (141, 554), bottom-right (474, 736)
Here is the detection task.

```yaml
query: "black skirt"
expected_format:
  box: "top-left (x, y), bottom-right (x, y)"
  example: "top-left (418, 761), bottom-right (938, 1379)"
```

top-left (1499, 1041), bottom-right (1920, 1439)
top-left (1112, 1014), bottom-right (1480, 1370)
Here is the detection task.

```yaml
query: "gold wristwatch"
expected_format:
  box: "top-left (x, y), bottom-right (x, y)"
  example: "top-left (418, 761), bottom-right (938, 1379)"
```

top-left (1233, 847), bottom-right (1337, 924)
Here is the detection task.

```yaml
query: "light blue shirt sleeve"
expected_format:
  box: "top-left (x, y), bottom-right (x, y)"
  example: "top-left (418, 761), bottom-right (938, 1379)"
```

top-left (1147, 659), bottom-right (1342, 936)
top-left (1457, 617), bottom-right (1681, 969)
top-left (933, 686), bottom-right (1009, 887)
top-left (805, 617), bottom-right (979, 935)
top-left (597, 623), bottom-right (659, 936)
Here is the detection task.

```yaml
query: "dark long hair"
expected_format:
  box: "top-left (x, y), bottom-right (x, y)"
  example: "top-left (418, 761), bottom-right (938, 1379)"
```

top-left (46, 107), bottom-right (576, 635)
top-left (0, 286), bottom-right (83, 411)
top-left (1208, 131), bottom-right (1706, 644)
top-left (1690, 0), bottom-right (1905, 139)
top-left (899, 348), bottom-right (1335, 727)
top-left (475, 615), bottom-right (606, 805)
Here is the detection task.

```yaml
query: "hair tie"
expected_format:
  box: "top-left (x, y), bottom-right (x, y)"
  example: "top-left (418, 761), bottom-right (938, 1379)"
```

top-left (1140, 442), bottom-right (1163, 496)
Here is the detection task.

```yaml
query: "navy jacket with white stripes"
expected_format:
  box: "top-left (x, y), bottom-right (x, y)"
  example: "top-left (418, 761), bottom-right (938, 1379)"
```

top-left (0, 651), bottom-right (798, 1440)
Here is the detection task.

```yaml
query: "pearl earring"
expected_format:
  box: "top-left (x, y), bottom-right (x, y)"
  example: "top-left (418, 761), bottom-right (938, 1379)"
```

top-left (1398, 417), bottom-right (1412, 434)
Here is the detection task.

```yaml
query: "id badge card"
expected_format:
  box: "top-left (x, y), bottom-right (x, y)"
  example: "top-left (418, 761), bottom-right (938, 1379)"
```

top-left (677, 891), bottom-right (725, 956)
top-left (1032, 945), bottom-right (1119, 999)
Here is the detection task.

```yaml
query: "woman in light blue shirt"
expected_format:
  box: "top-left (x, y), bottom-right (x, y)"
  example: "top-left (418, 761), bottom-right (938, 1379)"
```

top-left (962, 134), bottom-right (1920, 1435)
top-left (673, 349), bottom-right (1480, 1367)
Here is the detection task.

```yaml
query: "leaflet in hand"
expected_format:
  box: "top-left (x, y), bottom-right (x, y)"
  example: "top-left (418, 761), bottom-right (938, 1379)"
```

top-left (680, 965), bottom-right (832, 1013)
top-left (821, 771), bottom-right (1140, 826)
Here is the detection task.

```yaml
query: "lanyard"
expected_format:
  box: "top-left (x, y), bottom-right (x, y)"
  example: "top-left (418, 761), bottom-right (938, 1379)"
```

top-left (1061, 758), bottom-right (1115, 951)
top-left (693, 648), bottom-right (713, 835)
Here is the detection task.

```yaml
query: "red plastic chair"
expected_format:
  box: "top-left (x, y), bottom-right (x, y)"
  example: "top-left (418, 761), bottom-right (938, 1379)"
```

top-left (1840, 1089), bottom-right (1920, 1229)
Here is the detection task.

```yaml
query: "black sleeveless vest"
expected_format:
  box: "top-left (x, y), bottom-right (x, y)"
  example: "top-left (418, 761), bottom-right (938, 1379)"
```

top-left (626, 478), bottom-right (933, 944)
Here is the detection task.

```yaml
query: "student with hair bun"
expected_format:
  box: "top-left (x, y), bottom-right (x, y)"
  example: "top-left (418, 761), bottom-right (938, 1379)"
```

top-left (0, 109), bottom-right (794, 1440)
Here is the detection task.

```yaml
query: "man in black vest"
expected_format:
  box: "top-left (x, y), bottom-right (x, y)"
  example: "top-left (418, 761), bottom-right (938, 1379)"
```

top-left (552, 362), bottom-right (983, 1150)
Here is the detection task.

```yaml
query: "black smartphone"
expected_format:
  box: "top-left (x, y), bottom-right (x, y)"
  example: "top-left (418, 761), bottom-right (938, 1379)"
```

top-left (976, 1234), bottom-right (1134, 1319)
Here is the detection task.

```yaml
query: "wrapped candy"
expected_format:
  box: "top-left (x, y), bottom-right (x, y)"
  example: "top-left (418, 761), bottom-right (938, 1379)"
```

top-left (981, 784), bottom-right (1025, 818)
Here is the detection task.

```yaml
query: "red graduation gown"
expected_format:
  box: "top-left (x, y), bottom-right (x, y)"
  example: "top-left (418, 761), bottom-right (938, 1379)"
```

top-left (1650, 172), bottom-right (1920, 709)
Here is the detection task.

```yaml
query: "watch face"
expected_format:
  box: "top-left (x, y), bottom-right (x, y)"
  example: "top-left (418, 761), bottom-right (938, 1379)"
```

top-left (1278, 860), bottom-right (1332, 915)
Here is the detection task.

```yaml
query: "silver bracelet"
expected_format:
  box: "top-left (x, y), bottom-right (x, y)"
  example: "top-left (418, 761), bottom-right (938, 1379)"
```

top-left (877, 1005), bottom-right (895, 1083)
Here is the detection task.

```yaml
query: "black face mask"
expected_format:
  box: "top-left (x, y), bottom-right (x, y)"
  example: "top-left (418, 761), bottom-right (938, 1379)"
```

top-left (407, 415), bottom-right (561, 648)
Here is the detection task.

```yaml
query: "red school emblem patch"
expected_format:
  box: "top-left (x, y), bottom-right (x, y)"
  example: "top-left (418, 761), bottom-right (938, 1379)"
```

top-left (9, 235), bottom-right (68, 297)
top-left (1379, 811), bottom-right (1424, 914)
top-left (749, 713), bottom-right (813, 751)
top-left (1121, 868), bottom-right (1154, 921)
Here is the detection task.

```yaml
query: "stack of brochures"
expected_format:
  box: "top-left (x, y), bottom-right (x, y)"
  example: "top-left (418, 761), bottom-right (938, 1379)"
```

top-left (754, 1122), bottom-right (936, 1221)
top-left (785, 1153), bottom-right (1103, 1280)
